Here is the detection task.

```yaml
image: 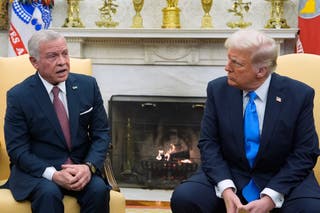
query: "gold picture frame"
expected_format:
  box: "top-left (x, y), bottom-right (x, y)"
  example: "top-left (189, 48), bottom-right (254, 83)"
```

top-left (0, 0), bottom-right (9, 30)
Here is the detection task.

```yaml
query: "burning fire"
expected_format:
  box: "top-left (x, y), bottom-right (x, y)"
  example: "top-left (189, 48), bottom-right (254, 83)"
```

top-left (156, 143), bottom-right (191, 163)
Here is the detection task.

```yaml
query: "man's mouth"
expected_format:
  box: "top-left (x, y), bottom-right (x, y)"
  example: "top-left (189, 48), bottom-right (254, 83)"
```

top-left (56, 69), bottom-right (67, 74)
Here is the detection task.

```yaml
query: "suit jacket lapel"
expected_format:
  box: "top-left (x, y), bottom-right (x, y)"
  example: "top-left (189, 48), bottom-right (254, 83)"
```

top-left (227, 73), bottom-right (285, 167)
top-left (228, 88), bottom-right (247, 157)
top-left (31, 74), bottom-right (67, 145)
top-left (66, 75), bottom-right (80, 147)
top-left (256, 73), bottom-right (284, 162)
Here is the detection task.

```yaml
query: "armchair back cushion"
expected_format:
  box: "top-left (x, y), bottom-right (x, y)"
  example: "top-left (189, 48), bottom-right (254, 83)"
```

top-left (276, 53), bottom-right (320, 182)
top-left (0, 54), bottom-right (125, 213)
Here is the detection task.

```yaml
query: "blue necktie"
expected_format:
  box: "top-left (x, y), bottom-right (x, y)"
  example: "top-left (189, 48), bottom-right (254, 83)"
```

top-left (242, 91), bottom-right (260, 202)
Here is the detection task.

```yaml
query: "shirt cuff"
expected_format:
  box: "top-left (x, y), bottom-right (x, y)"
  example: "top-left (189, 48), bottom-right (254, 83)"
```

top-left (261, 187), bottom-right (284, 208)
top-left (215, 179), bottom-right (237, 198)
top-left (42, 166), bottom-right (57, 181)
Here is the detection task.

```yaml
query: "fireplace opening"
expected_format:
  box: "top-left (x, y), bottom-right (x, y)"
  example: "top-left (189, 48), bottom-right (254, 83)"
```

top-left (109, 95), bottom-right (205, 189)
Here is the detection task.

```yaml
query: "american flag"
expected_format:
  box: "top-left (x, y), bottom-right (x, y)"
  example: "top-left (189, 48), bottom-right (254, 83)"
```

top-left (298, 0), bottom-right (320, 55)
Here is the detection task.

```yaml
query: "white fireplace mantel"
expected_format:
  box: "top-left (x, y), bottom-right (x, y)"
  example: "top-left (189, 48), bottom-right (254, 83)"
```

top-left (51, 28), bottom-right (298, 66)
top-left (51, 28), bottom-right (298, 39)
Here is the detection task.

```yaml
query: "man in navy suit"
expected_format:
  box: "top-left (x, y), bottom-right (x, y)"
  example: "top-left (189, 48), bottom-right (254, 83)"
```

top-left (4, 30), bottom-right (110, 212)
top-left (171, 29), bottom-right (320, 212)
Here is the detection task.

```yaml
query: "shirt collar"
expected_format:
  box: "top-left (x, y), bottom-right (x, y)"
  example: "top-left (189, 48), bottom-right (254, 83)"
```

top-left (38, 72), bottom-right (67, 95)
top-left (243, 74), bottom-right (271, 103)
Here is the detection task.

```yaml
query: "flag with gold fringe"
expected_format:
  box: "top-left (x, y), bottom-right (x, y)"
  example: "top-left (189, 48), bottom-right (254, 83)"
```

top-left (8, 0), bottom-right (54, 56)
top-left (298, 0), bottom-right (320, 55)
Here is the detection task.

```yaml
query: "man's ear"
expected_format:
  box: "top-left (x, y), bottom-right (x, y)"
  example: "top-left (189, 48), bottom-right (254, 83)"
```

top-left (29, 56), bottom-right (39, 70)
top-left (257, 66), bottom-right (267, 78)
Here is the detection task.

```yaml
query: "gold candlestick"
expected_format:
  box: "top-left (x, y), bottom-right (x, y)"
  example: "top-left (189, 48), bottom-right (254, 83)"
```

top-left (62, 0), bottom-right (85, 28)
top-left (96, 0), bottom-right (119, 28)
top-left (227, 0), bottom-right (251, 28)
top-left (265, 0), bottom-right (289, 29)
top-left (131, 0), bottom-right (144, 28)
top-left (201, 0), bottom-right (213, 28)
top-left (162, 0), bottom-right (181, 28)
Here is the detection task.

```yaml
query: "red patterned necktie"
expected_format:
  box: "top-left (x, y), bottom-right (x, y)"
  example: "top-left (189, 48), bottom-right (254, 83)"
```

top-left (52, 86), bottom-right (72, 150)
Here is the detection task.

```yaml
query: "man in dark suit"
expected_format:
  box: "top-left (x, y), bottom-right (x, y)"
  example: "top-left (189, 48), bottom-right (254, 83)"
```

top-left (4, 30), bottom-right (110, 213)
top-left (170, 29), bottom-right (320, 212)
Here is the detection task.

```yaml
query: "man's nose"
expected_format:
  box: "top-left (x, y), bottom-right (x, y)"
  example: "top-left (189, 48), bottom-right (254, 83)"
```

top-left (225, 62), bottom-right (232, 73)
top-left (57, 55), bottom-right (67, 64)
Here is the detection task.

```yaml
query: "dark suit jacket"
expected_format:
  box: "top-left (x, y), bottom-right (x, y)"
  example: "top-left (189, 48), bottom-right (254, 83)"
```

top-left (196, 72), bottom-right (320, 201)
top-left (4, 72), bottom-right (110, 200)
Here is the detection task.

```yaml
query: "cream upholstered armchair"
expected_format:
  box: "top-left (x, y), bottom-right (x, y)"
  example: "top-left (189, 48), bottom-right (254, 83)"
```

top-left (0, 54), bottom-right (126, 213)
top-left (276, 53), bottom-right (320, 182)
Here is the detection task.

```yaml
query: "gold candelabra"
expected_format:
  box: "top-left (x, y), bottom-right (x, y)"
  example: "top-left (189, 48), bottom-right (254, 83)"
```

top-left (162, 0), bottom-right (181, 28)
top-left (227, 0), bottom-right (251, 28)
top-left (131, 0), bottom-right (144, 28)
top-left (265, 0), bottom-right (289, 29)
top-left (201, 0), bottom-right (213, 28)
top-left (95, 0), bottom-right (119, 28)
top-left (62, 0), bottom-right (85, 28)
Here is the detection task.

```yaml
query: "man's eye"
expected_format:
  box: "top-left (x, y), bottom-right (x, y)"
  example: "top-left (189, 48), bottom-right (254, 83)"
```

top-left (231, 60), bottom-right (244, 67)
top-left (47, 55), bottom-right (57, 59)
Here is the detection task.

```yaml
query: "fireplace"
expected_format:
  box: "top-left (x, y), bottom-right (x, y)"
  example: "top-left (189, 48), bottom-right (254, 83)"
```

top-left (109, 95), bottom-right (205, 189)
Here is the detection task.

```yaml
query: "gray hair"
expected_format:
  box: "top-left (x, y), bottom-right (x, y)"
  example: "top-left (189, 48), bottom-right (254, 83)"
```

top-left (225, 29), bottom-right (278, 72)
top-left (28, 30), bottom-right (66, 60)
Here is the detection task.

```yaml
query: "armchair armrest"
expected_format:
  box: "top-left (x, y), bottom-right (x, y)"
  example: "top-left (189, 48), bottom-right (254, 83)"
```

top-left (102, 142), bottom-right (120, 192)
top-left (103, 151), bottom-right (120, 192)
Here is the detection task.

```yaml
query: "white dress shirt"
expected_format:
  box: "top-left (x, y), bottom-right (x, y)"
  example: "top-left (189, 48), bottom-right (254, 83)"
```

top-left (38, 73), bottom-right (69, 181)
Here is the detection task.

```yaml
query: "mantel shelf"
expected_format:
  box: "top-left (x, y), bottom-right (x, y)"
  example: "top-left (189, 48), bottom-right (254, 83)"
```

top-left (55, 27), bottom-right (297, 65)
top-left (51, 28), bottom-right (298, 39)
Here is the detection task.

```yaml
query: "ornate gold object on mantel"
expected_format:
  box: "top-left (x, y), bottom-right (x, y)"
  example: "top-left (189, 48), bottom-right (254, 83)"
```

top-left (201, 0), bottom-right (213, 28)
top-left (96, 0), bottom-right (119, 28)
top-left (162, 0), bottom-right (181, 28)
top-left (227, 0), bottom-right (251, 28)
top-left (265, 0), bottom-right (290, 29)
top-left (131, 0), bottom-right (144, 28)
top-left (0, 0), bottom-right (8, 30)
top-left (62, 0), bottom-right (85, 28)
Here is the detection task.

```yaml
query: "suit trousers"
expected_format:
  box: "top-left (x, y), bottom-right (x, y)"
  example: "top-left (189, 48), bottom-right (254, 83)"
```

top-left (170, 172), bottom-right (320, 213)
top-left (29, 175), bottom-right (110, 213)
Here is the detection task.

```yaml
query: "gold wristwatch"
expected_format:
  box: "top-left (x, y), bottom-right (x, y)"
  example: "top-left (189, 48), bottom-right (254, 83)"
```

top-left (85, 162), bottom-right (96, 174)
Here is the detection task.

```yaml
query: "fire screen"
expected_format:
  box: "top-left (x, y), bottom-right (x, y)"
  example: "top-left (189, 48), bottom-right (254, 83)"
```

top-left (109, 95), bottom-right (205, 189)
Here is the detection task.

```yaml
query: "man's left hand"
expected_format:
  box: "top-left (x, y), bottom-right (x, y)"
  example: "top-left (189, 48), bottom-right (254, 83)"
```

top-left (238, 195), bottom-right (275, 213)
top-left (61, 164), bottom-right (92, 191)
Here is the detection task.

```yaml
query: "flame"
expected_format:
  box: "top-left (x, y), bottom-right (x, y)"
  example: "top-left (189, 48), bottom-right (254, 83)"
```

top-left (156, 150), bottom-right (164, 161)
top-left (156, 143), bottom-right (192, 163)
top-left (156, 144), bottom-right (176, 161)
top-left (180, 159), bottom-right (192, 163)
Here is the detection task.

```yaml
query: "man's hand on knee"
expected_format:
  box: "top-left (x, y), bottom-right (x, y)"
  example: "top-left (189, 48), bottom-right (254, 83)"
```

top-left (222, 188), bottom-right (243, 213)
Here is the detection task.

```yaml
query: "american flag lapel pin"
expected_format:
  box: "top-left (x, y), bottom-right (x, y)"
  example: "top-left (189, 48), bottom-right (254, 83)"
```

top-left (276, 96), bottom-right (282, 102)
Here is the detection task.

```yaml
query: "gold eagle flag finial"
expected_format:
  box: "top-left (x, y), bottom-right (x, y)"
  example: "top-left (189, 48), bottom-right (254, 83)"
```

top-left (300, 0), bottom-right (316, 14)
